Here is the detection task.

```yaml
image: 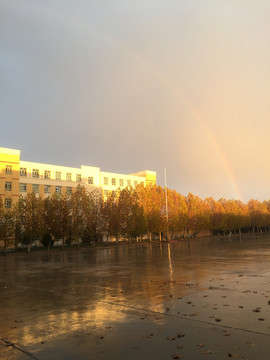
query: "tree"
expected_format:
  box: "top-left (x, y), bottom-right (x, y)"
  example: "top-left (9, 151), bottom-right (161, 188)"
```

top-left (186, 193), bottom-right (210, 236)
top-left (167, 189), bottom-right (188, 238)
top-left (81, 189), bottom-right (104, 245)
top-left (70, 186), bottom-right (87, 248)
top-left (102, 191), bottom-right (121, 243)
top-left (0, 198), bottom-right (15, 253)
top-left (14, 193), bottom-right (44, 253)
top-left (118, 187), bottom-right (146, 242)
top-left (43, 194), bottom-right (72, 250)
top-left (248, 199), bottom-right (269, 233)
top-left (136, 184), bottom-right (166, 241)
top-left (206, 197), bottom-right (225, 235)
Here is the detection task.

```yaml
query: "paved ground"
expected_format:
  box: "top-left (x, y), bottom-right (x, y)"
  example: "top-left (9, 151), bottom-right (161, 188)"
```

top-left (1, 239), bottom-right (270, 359)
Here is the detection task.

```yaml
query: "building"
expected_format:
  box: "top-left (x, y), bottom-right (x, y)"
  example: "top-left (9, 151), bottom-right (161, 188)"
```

top-left (0, 147), bottom-right (156, 208)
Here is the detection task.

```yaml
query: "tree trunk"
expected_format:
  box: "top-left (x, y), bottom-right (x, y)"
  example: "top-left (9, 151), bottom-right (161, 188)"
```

top-left (239, 228), bottom-right (242, 240)
top-left (159, 231), bottom-right (162, 242)
top-left (27, 238), bottom-right (32, 254)
top-left (62, 235), bottom-right (66, 250)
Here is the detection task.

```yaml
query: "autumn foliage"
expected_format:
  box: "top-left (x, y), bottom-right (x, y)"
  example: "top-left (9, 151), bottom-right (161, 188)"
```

top-left (1, 184), bottom-right (270, 252)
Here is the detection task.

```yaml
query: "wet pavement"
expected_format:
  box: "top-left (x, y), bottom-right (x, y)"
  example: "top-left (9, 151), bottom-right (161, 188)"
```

top-left (1, 237), bottom-right (270, 359)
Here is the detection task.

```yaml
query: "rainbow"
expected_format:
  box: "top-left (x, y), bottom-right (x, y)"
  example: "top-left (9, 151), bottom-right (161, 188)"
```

top-left (4, 1), bottom-right (242, 200)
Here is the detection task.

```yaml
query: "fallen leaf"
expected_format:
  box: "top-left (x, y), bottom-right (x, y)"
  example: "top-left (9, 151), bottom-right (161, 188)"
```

top-left (246, 341), bottom-right (256, 347)
top-left (176, 345), bottom-right (184, 349)
top-left (167, 336), bottom-right (176, 340)
top-left (197, 343), bottom-right (205, 347)
top-left (171, 354), bottom-right (182, 359)
top-left (203, 350), bottom-right (212, 354)
top-left (177, 333), bottom-right (185, 338)
top-left (215, 318), bottom-right (222, 322)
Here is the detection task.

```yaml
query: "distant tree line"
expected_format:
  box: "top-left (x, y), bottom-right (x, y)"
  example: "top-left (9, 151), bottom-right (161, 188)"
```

top-left (1, 184), bottom-right (270, 253)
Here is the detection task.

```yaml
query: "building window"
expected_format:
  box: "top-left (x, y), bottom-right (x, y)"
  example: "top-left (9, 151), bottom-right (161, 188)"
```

top-left (55, 171), bottom-right (61, 180)
top-left (104, 190), bottom-right (109, 196)
top-left (19, 183), bottom-right (27, 192)
top-left (55, 186), bottom-right (62, 194)
top-left (44, 185), bottom-right (51, 194)
top-left (20, 168), bottom-right (27, 176)
top-left (32, 184), bottom-right (39, 193)
top-left (5, 182), bottom-right (12, 191)
top-left (119, 179), bottom-right (124, 186)
top-left (66, 173), bottom-right (72, 181)
top-left (44, 170), bottom-right (51, 179)
top-left (5, 198), bottom-right (12, 208)
top-left (88, 177), bottom-right (94, 185)
top-left (6, 165), bottom-right (12, 175)
top-left (104, 177), bottom-right (108, 185)
top-left (112, 178), bottom-right (116, 186)
top-left (127, 180), bottom-right (131, 186)
top-left (134, 181), bottom-right (138, 187)
top-left (66, 187), bottom-right (72, 195)
top-left (32, 169), bottom-right (39, 178)
top-left (76, 174), bottom-right (81, 182)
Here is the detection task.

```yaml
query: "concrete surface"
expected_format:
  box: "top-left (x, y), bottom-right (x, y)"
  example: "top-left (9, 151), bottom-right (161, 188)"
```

top-left (1, 237), bottom-right (270, 359)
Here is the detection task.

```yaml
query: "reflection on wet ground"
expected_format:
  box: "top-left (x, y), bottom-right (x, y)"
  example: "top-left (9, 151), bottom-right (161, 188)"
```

top-left (1, 237), bottom-right (270, 359)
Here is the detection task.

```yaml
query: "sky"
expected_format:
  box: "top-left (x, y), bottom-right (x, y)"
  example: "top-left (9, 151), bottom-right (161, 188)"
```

top-left (1, 0), bottom-right (270, 203)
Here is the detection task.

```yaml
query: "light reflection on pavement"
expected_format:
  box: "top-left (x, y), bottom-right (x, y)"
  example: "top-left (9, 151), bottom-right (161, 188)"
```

top-left (1, 237), bottom-right (270, 359)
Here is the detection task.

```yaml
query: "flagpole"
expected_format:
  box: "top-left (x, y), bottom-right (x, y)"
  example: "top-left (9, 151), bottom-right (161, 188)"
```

top-left (164, 168), bottom-right (169, 241)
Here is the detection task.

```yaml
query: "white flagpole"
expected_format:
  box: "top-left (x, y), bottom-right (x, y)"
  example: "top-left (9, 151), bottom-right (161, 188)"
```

top-left (164, 168), bottom-right (169, 240)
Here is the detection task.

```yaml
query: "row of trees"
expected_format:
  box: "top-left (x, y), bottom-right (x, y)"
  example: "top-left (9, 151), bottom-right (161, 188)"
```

top-left (1, 184), bottom-right (270, 252)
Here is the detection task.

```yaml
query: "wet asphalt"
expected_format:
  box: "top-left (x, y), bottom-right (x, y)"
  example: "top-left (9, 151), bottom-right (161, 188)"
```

top-left (1, 237), bottom-right (270, 359)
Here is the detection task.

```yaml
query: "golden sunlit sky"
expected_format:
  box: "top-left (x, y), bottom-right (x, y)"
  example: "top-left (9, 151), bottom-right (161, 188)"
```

top-left (1, 0), bottom-right (270, 202)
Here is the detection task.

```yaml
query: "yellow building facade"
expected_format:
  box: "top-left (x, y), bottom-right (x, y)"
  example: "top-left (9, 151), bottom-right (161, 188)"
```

top-left (0, 147), bottom-right (156, 208)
